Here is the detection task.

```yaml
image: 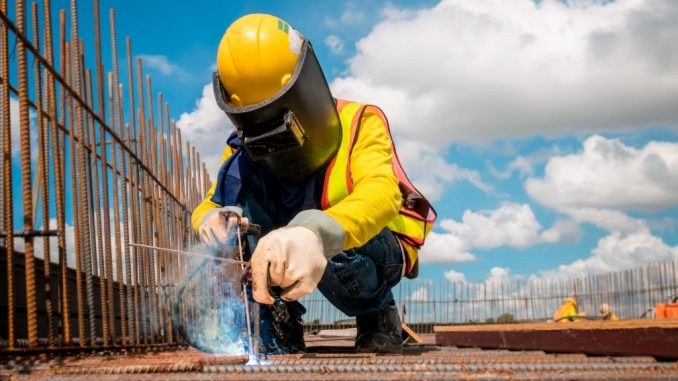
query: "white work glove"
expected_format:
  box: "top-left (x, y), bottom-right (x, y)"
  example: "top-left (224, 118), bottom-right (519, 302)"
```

top-left (250, 226), bottom-right (327, 304)
top-left (198, 206), bottom-right (249, 254)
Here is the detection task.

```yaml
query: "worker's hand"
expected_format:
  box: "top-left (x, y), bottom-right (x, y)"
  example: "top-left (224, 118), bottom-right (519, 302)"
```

top-left (250, 226), bottom-right (326, 304)
top-left (198, 207), bottom-right (249, 253)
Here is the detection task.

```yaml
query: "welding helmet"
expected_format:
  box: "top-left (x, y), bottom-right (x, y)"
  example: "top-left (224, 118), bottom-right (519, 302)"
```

top-left (214, 14), bottom-right (341, 179)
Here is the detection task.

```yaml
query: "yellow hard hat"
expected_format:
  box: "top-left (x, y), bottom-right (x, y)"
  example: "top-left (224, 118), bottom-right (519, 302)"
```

top-left (216, 14), bottom-right (303, 107)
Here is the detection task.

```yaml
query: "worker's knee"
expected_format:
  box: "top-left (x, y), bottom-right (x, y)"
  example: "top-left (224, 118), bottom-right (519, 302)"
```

top-left (317, 250), bottom-right (396, 317)
top-left (353, 229), bottom-right (404, 289)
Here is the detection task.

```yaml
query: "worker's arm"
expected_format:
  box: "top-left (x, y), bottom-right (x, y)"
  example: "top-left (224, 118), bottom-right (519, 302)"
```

top-left (288, 108), bottom-right (402, 257)
top-left (190, 144), bottom-right (233, 233)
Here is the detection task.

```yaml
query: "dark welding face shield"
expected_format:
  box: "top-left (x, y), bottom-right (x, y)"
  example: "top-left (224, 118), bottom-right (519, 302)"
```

top-left (213, 40), bottom-right (341, 180)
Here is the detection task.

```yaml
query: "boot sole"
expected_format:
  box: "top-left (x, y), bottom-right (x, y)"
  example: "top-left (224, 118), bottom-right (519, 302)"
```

top-left (356, 335), bottom-right (403, 354)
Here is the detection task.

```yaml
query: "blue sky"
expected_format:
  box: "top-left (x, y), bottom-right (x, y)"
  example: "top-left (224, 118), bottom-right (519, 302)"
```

top-left (7, 0), bottom-right (678, 284)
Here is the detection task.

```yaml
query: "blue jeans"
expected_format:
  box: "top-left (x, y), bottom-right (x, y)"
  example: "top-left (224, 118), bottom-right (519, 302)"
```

top-left (318, 228), bottom-right (404, 317)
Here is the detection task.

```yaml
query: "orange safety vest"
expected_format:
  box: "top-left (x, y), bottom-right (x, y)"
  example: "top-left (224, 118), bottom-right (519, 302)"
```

top-left (321, 99), bottom-right (436, 277)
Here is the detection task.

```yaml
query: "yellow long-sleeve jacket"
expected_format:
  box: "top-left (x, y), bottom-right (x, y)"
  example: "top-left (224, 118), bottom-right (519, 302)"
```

top-left (191, 107), bottom-right (402, 255)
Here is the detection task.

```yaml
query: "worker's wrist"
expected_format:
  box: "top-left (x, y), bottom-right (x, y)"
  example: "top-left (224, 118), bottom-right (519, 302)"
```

top-left (200, 206), bottom-right (243, 226)
top-left (288, 209), bottom-right (344, 259)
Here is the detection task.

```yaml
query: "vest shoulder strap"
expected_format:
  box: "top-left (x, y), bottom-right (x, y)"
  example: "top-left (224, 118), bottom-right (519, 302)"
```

top-left (322, 99), bottom-right (437, 247)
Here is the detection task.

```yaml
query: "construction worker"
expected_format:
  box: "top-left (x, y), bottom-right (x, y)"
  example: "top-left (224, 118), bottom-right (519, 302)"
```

top-left (192, 14), bottom-right (435, 354)
top-left (553, 297), bottom-right (584, 322)
top-left (599, 303), bottom-right (619, 321)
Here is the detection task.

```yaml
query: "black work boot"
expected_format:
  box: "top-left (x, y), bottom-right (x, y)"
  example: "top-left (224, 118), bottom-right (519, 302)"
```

top-left (355, 302), bottom-right (402, 354)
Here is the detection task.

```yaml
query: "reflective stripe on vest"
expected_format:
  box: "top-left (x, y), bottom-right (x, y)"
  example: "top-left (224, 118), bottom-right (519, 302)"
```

top-left (321, 99), bottom-right (437, 273)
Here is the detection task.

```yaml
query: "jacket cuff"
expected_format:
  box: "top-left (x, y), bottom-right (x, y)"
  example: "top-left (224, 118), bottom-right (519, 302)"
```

top-left (288, 209), bottom-right (345, 259)
top-left (199, 206), bottom-right (243, 227)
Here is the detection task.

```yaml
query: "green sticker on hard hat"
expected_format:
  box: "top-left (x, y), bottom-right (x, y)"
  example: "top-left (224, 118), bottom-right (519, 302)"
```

top-left (277, 19), bottom-right (289, 33)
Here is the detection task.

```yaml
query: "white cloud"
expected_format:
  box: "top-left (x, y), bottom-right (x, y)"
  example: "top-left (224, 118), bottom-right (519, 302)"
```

top-left (540, 219), bottom-right (583, 244)
top-left (489, 146), bottom-right (560, 180)
top-left (396, 140), bottom-right (492, 202)
top-left (524, 134), bottom-right (678, 275)
top-left (138, 54), bottom-right (187, 77)
top-left (325, 1), bottom-right (367, 27)
top-left (486, 267), bottom-right (512, 283)
top-left (420, 203), bottom-right (542, 263)
top-left (331, 0), bottom-right (678, 146)
top-left (526, 135), bottom-right (678, 212)
top-left (9, 97), bottom-right (37, 159)
top-left (564, 207), bottom-right (646, 234)
top-left (443, 269), bottom-right (466, 283)
top-left (408, 286), bottom-right (429, 302)
top-left (324, 35), bottom-right (345, 55)
top-left (540, 227), bottom-right (678, 277)
top-left (446, 203), bottom-right (542, 249)
top-left (444, 266), bottom-right (524, 287)
top-left (419, 231), bottom-right (476, 264)
top-left (176, 83), bottom-right (234, 179)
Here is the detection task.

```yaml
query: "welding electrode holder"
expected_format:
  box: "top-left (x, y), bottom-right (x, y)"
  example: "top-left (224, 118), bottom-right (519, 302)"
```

top-left (218, 210), bottom-right (262, 236)
top-left (238, 266), bottom-right (303, 351)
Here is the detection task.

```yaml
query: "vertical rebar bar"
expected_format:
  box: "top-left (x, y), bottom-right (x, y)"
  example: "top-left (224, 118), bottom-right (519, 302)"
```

top-left (64, 40), bottom-right (88, 346)
top-left (70, 0), bottom-right (97, 346)
top-left (93, 0), bottom-right (117, 345)
top-left (155, 95), bottom-right (167, 339)
top-left (31, 1), bottom-right (56, 346)
top-left (16, 0), bottom-right (39, 348)
top-left (0, 0), bottom-right (15, 351)
top-left (85, 68), bottom-right (109, 345)
top-left (124, 36), bottom-right (137, 344)
top-left (109, 8), bottom-right (130, 347)
top-left (136, 58), bottom-right (149, 344)
top-left (106, 71), bottom-right (123, 343)
top-left (79, 43), bottom-right (99, 295)
top-left (54, 7), bottom-right (70, 344)
top-left (145, 77), bottom-right (160, 341)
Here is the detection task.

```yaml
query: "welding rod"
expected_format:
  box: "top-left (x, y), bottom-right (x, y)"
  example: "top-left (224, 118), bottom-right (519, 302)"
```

top-left (128, 243), bottom-right (248, 265)
top-left (236, 225), bottom-right (255, 357)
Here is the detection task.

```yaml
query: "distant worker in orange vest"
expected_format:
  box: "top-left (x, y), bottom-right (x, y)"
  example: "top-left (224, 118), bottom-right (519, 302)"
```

top-left (191, 14), bottom-right (436, 354)
top-left (599, 303), bottom-right (619, 321)
top-left (553, 297), bottom-right (587, 322)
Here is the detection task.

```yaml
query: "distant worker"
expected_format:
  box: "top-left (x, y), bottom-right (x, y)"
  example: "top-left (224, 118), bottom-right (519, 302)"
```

top-left (553, 297), bottom-right (586, 322)
top-left (599, 303), bottom-right (618, 321)
top-left (192, 14), bottom-right (435, 354)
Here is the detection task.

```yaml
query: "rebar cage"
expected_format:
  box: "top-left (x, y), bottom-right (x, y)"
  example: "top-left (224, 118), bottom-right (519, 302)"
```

top-left (1, 0), bottom-right (213, 351)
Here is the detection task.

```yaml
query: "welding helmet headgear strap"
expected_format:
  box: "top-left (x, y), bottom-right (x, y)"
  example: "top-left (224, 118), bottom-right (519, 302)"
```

top-left (213, 40), bottom-right (341, 180)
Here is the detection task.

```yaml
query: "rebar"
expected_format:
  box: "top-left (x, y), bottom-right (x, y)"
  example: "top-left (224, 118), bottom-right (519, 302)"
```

top-left (93, 0), bottom-right (116, 346)
top-left (5, 346), bottom-right (678, 380)
top-left (136, 57), bottom-right (150, 345)
top-left (32, 1), bottom-right (55, 346)
top-left (65, 39), bottom-right (87, 347)
top-left (107, 69), bottom-right (124, 343)
top-left (1, 0), bottom-right (15, 351)
top-left (85, 68), bottom-right (108, 345)
top-left (109, 8), bottom-right (130, 347)
top-left (55, 6), bottom-right (70, 345)
top-left (125, 36), bottom-right (137, 345)
top-left (0, 10), bottom-right (184, 206)
top-left (16, 0), bottom-right (39, 348)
